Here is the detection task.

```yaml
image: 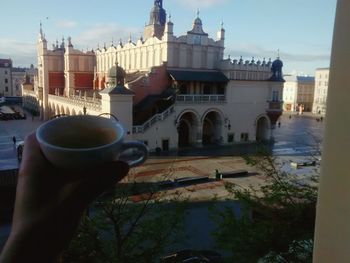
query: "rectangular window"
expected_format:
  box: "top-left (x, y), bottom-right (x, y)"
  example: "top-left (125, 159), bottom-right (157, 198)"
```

top-left (241, 133), bottom-right (249, 142)
top-left (228, 133), bottom-right (234, 143)
top-left (217, 86), bottom-right (225, 95)
top-left (5, 78), bottom-right (8, 83)
top-left (162, 139), bottom-right (169, 151)
top-left (5, 86), bottom-right (8, 92)
top-left (4, 70), bottom-right (7, 74)
top-left (272, 91), bottom-right (279, 101)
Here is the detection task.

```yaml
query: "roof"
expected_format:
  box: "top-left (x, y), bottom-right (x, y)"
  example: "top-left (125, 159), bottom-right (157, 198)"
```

top-left (0, 59), bottom-right (12, 68)
top-left (168, 70), bottom-right (228, 83)
top-left (297, 76), bottom-right (315, 82)
top-left (100, 85), bottom-right (134, 95)
top-left (12, 67), bottom-right (26, 73)
top-left (284, 75), bottom-right (315, 83)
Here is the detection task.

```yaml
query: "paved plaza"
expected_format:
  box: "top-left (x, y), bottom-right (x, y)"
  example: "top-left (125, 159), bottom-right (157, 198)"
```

top-left (0, 110), bottom-right (42, 171)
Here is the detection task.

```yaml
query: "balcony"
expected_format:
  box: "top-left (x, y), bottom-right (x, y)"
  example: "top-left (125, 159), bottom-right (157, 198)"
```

top-left (267, 101), bottom-right (283, 112)
top-left (176, 95), bottom-right (226, 104)
top-left (266, 100), bottom-right (283, 126)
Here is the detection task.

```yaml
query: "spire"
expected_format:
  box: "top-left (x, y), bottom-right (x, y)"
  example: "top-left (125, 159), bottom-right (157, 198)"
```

top-left (188, 9), bottom-right (207, 35)
top-left (38, 21), bottom-right (46, 42)
top-left (67, 36), bottom-right (73, 47)
top-left (196, 9), bottom-right (200, 18)
top-left (144, 0), bottom-right (167, 39)
top-left (277, 48), bottom-right (280, 59)
top-left (61, 36), bottom-right (65, 49)
top-left (128, 34), bottom-right (132, 43)
top-left (217, 20), bottom-right (225, 41)
top-left (39, 21), bottom-right (43, 36)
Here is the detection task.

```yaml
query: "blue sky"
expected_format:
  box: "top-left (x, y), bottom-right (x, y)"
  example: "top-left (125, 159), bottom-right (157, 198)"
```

top-left (0, 0), bottom-right (336, 75)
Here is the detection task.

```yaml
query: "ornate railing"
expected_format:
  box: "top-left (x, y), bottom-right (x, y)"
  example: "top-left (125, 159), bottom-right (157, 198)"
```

top-left (176, 94), bottom-right (226, 103)
top-left (133, 105), bottom-right (175, 134)
top-left (48, 95), bottom-right (102, 112)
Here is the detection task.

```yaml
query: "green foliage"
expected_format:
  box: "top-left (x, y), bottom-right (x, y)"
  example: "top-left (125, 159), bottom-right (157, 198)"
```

top-left (62, 183), bottom-right (187, 263)
top-left (211, 149), bottom-right (318, 262)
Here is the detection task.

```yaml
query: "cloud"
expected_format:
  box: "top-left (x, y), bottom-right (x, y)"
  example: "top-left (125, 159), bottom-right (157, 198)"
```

top-left (56, 20), bottom-right (78, 28)
top-left (174, 0), bottom-right (228, 8)
top-left (0, 39), bottom-right (36, 67)
top-left (73, 23), bottom-right (142, 49)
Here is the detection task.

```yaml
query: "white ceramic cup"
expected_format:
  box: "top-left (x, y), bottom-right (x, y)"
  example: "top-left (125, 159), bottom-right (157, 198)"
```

top-left (36, 115), bottom-right (148, 169)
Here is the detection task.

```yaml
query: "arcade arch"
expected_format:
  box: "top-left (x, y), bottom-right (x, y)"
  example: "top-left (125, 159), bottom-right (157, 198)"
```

top-left (177, 110), bottom-right (200, 147)
top-left (202, 110), bottom-right (224, 145)
top-left (256, 115), bottom-right (270, 142)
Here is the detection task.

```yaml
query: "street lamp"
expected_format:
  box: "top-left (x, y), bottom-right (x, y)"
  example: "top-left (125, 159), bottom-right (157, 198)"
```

top-left (83, 106), bottom-right (87, 115)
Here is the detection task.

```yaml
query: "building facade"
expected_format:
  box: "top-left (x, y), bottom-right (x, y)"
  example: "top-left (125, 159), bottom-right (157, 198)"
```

top-left (283, 75), bottom-right (315, 112)
top-left (11, 65), bottom-right (36, 97)
top-left (0, 59), bottom-right (12, 97)
top-left (26, 0), bottom-right (284, 152)
top-left (312, 68), bottom-right (329, 115)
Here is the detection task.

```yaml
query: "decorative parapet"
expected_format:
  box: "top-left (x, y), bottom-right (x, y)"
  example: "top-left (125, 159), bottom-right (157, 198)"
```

top-left (219, 57), bottom-right (273, 81)
top-left (48, 94), bottom-right (102, 112)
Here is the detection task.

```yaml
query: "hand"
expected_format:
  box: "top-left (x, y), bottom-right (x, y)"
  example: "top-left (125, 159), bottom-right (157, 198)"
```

top-left (0, 133), bottom-right (129, 263)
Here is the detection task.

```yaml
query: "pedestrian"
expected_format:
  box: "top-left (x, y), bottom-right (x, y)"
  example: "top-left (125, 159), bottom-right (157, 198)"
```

top-left (320, 116), bottom-right (323, 122)
top-left (12, 136), bottom-right (16, 145)
top-left (278, 122), bottom-right (281, 128)
top-left (289, 115), bottom-right (292, 119)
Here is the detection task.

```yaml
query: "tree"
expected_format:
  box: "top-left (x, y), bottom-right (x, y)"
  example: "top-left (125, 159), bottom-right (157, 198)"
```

top-left (211, 149), bottom-right (318, 263)
top-left (62, 169), bottom-right (187, 263)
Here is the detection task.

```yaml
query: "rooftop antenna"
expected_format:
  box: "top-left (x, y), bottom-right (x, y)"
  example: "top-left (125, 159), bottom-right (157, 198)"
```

top-left (277, 48), bottom-right (280, 59)
top-left (196, 9), bottom-right (200, 17)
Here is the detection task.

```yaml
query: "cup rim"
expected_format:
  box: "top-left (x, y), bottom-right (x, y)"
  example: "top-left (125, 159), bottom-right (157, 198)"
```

top-left (36, 115), bottom-right (125, 152)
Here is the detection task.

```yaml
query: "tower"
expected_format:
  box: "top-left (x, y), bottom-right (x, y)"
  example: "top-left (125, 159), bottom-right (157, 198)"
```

top-left (163, 14), bottom-right (174, 41)
top-left (217, 22), bottom-right (225, 47)
top-left (37, 22), bottom-right (49, 120)
top-left (144, 0), bottom-right (167, 40)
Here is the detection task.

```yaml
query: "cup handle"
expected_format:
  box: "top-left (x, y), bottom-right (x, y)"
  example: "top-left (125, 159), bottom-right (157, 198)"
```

top-left (121, 141), bottom-right (148, 167)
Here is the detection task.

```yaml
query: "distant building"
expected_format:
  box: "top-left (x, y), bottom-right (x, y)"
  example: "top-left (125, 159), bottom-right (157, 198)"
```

top-left (312, 68), bottom-right (329, 115)
top-left (12, 65), bottom-right (36, 96)
top-left (0, 59), bottom-right (12, 96)
top-left (28, 0), bottom-right (285, 151)
top-left (283, 75), bottom-right (315, 112)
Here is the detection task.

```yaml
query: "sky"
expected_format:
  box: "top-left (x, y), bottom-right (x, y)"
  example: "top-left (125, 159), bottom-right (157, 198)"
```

top-left (0, 0), bottom-right (337, 75)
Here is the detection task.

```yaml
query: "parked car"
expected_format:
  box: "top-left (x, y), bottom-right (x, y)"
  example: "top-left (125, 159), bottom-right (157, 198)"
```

top-left (160, 250), bottom-right (223, 263)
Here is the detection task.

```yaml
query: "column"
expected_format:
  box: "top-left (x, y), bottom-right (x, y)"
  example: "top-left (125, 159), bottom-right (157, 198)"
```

top-left (313, 0), bottom-right (350, 261)
top-left (195, 122), bottom-right (203, 147)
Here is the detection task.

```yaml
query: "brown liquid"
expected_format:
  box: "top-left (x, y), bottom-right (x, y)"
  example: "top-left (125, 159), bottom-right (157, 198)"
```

top-left (49, 128), bottom-right (117, 149)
